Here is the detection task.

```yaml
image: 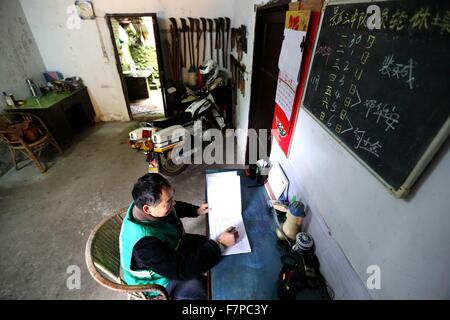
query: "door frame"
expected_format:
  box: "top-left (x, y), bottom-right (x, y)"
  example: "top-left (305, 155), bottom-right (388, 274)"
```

top-left (246, 0), bottom-right (290, 163)
top-left (105, 13), bottom-right (168, 119)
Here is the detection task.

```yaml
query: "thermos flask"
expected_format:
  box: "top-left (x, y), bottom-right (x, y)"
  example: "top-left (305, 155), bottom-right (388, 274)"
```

top-left (26, 79), bottom-right (41, 98)
top-left (277, 200), bottom-right (306, 241)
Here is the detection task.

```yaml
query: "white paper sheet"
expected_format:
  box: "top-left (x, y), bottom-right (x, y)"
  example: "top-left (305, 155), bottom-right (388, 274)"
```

top-left (206, 172), bottom-right (251, 256)
top-left (267, 162), bottom-right (288, 200)
top-left (276, 28), bottom-right (307, 120)
top-left (278, 29), bottom-right (307, 81)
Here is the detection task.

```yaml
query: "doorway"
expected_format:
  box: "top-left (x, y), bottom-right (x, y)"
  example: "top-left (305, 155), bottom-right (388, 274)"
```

top-left (246, 1), bottom-right (289, 163)
top-left (106, 14), bottom-right (167, 120)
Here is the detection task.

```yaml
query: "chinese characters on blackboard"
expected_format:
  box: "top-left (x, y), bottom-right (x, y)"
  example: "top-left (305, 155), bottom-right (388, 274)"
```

top-left (303, 0), bottom-right (450, 192)
top-left (328, 6), bottom-right (450, 34)
top-left (313, 30), bottom-right (380, 157)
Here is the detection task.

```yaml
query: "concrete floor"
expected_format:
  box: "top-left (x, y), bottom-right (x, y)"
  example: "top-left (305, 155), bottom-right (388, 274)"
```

top-left (130, 89), bottom-right (165, 118)
top-left (0, 122), bottom-right (241, 299)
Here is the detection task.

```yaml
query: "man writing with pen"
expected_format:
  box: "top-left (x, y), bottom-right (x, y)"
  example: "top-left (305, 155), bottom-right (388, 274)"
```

top-left (119, 173), bottom-right (239, 300)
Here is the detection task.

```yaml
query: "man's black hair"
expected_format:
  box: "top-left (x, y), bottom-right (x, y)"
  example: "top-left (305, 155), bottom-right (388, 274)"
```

top-left (132, 173), bottom-right (172, 209)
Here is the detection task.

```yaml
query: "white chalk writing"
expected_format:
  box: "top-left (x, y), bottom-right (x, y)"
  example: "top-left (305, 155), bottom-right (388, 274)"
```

top-left (379, 54), bottom-right (415, 89)
top-left (316, 45), bottom-right (333, 65)
top-left (365, 100), bottom-right (400, 132)
top-left (310, 75), bottom-right (320, 92)
top-left (354, 129), bottom-right (382, 157)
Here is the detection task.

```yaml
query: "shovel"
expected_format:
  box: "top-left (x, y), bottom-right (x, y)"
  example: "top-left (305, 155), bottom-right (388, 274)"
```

top-left (214, 18), bottom-right (221, 66)
top-left (219, 18), bottom-right (225, 68)
top-left (200, 18), bottom-right (207, 64)
top-left (207, 19), bottom-right (214, 60)
top-left (225, 17), bottom-right (231, 68)
top-left (180, 18), bottom-right (188, 68)
top-left (195, 18), bottom-right (202, 67)
top-left (188, 17), bottom-right (197, 72)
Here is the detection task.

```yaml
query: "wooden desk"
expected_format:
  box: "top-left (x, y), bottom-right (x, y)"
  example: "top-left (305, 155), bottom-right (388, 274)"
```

top-left (207, 170), bottom-right (284, 299)
top-left (206, 170), bottom-right (332, 300)
top-left (6, 87), bottom-right (95, 147)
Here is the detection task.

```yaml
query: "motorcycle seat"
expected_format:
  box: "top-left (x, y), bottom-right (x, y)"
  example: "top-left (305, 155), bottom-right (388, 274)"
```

top-left (152, 112), bottom-right (193, 129)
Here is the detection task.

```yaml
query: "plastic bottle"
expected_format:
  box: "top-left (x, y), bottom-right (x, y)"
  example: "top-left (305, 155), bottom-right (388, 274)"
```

top-left (2, 92), bottom-right (15, 107)
top-left (281, 201), bottom-right (306, 241)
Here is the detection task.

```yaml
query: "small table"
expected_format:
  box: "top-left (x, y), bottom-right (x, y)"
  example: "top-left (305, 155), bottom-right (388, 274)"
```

top-left (6, 87), bottom-right (95, 147)
top-left (207, 170), bottom-right (284, 299)
top-left (123, 70), bottom-right (154, 100)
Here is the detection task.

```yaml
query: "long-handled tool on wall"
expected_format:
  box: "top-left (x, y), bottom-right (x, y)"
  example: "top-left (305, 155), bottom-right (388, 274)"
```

top-left (200, 18), bottom-right (207, 64)
top-left (169, 17), bottom-right (181, 83)
top-left (214, 18), bottom-right (221, 67)
top-left (164, 17), bottom-right (233, 86)
top-left (194, 18), bottom-right (202, 67)
top-left (164, 37), bottom-right (173, 83)
top-left (180, 18), bottom-right (188, 69)
top-left (187, 17), bottom-right (197, 72)
top-left (219, 17), bottom-right (225, 69)
top-left (207, 18), bottom-right (214, 60)
top-left (225, 17), bottom-right (231, 69)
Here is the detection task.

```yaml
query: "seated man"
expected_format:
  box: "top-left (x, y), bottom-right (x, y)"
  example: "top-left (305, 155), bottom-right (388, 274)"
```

top-left (120, 173), bottom-right (239, 300)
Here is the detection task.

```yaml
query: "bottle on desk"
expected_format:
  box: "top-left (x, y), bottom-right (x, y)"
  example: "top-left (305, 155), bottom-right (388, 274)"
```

top-left (26, 79), bottom-right (41, 98)
top-left (2, 92), bottom-right (15, 107)
top-left (277, 200), bottom-right (306, 242)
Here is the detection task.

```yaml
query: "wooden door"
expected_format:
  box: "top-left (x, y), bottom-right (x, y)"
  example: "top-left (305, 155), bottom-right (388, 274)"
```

top-left (246, 1), bottom-right (289, 163)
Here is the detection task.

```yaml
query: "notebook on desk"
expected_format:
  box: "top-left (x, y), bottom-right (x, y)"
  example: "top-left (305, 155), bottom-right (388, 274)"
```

top-left (265, 161), bottom-right (289, 201)
top-left (206, 171), bottom-right (251, 256)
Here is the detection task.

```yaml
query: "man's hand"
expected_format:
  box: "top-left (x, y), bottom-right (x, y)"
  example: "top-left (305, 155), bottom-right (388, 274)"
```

top-left (197, 203), bottom-right (210, 215)
top-left (217, 226), bottom-right (239, 248)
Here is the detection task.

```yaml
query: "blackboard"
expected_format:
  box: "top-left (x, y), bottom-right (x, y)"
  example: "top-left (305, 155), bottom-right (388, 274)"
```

top-left (303, 0), bottom-right (450, 197)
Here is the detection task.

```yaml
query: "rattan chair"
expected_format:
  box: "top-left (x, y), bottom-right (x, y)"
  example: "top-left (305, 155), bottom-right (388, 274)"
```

top-left (85, 207), bottom-right (170, 300)
top-left (0, 112), bottom-right (63, 173)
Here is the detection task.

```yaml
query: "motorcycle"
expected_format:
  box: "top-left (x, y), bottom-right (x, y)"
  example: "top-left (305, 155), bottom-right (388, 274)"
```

top-left (128, 60), bottom-right (227, 176)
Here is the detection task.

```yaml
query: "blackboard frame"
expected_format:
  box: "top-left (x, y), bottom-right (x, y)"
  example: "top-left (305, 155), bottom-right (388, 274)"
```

top-left (300, 0), bottom-right (450, 198)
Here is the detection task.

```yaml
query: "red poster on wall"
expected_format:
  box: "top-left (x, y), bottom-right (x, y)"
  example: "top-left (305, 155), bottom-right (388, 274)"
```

top-left (272, 11), bottom-right (322, 157)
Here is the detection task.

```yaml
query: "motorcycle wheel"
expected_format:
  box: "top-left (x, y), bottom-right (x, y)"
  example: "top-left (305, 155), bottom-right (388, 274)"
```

top-left (157, 150), bottom-right (188, 176)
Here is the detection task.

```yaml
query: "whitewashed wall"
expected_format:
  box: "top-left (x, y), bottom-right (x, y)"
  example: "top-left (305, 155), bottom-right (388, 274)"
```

top-left (0, 0), bottom-right (47, 175)
top-left (231, 0), bottom-right (268, 164)
top-left (269, 0), bottom-right (450, 299)
top-left (0, 0), bottom-right (46, 109)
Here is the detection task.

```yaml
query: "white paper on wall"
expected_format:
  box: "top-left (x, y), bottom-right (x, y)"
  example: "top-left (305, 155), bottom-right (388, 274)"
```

top-left (275, 28), bottom-right (307, 120)
top-left (278, 28), bottom-right (307, 81)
